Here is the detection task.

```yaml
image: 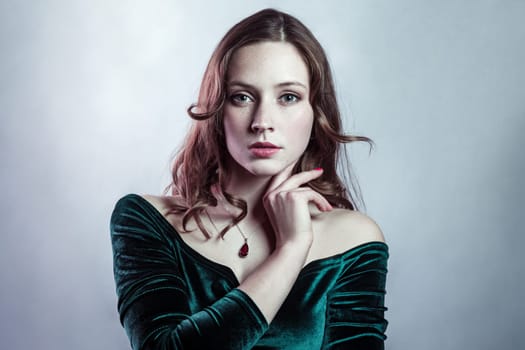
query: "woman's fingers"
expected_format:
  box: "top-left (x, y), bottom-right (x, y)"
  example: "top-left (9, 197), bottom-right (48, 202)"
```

top-left (263, 167), bottom-right (332, 246)
top-left (263, 186), bottom-right (332, 245)
top-left (264, 168), bottom-right (330, 212)
top-left (270, 168), bottom-right (324, 193)
top-left (271, 187), bottom-right (333, 212)
top-left (265, 162), bottom-right (296, 194)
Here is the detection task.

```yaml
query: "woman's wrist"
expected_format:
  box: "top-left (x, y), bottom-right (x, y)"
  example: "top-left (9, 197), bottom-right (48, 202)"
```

top-left (275, 232), bottom-right (313, 252)
top-left (272, 237), bottom-right (312, 266)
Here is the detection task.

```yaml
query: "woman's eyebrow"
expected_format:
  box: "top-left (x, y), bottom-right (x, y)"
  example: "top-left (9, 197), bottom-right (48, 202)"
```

top-left (227, 81), bottom-right (254, 89)
top-left (276, 81), bottom-right (307, 89)
top-left (227, 80), bottom-right (308, 89)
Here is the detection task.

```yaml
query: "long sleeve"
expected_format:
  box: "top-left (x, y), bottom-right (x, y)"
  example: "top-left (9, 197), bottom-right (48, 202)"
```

top-left (110, 195), bottom-right (268, 350)
top-left (322, 243), bottom-right (388, 349)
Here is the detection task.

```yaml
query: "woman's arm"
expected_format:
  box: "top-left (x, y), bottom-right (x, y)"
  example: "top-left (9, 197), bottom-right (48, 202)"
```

top-left (111, 168), bottom-right (331, 349)
top-left (322, 242), bottom-right (389, 349)
top-left (111, 195), bottom-right (268, 350)
top-left (237, 168), bottom-right (332, 323)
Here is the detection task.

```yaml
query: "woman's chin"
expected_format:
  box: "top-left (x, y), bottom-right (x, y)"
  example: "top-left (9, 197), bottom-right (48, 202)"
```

top-left (243, 161), bottom-right (295, 178)
top-left (227, 156), bottom-right (296, 178)
top-left (245, 167), bottom-right (280, 177)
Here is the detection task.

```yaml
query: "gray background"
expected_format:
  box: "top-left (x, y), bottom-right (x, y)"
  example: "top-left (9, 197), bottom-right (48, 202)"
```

top-left (1, 1), bottom-right (524, 349)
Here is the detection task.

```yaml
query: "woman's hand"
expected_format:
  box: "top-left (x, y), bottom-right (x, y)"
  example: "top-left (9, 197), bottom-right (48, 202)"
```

top-left (236, 165), bottom-right (333, 323)
top-left (263, 166), bottom-right (333, 249)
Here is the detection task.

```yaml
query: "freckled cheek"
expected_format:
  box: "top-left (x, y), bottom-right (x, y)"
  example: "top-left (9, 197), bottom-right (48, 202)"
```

top-left (223, 107), bottom-right (251, 132)
top-left (224, 108), bottom-right (242, 129)
top-left (287, 107), bottom-right (314, 142)
top-left (223, 116), bottom-right (248, 157)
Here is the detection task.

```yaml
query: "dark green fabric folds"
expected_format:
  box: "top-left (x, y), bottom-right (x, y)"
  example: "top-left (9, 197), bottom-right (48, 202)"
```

top-left (110, 194), bottom-right (388, 350)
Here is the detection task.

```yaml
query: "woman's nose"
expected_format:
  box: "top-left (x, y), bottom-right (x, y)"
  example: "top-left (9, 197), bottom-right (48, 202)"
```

top-left (251, 121), bottom-right (274, 133)
top-left (250, 101), bottom-right (274, 133)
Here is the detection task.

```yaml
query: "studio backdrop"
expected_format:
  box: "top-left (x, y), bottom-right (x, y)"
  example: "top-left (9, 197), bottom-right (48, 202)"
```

top-left (1, 1), bottom-right (524, 349)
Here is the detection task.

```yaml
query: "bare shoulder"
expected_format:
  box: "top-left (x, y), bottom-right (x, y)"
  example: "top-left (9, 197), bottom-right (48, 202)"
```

top-left (309, 208), bottom-right (386, 262)
top-left (326, 208), bottom-right (385, 243)
top-left (138, 194), bottom-right (183, 219)
top-left (139, 194), bottom-right (167, 212)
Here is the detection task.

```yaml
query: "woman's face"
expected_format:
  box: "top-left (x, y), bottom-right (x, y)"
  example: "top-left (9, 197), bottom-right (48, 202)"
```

top-left (223, 41), bottom-right (314, 177)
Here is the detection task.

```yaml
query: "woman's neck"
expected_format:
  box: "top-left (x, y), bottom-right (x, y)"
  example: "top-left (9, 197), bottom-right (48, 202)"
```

top-left (217, 160), bottom-right (275, 223)
top-left (223, 175), bottom-right (269, 221)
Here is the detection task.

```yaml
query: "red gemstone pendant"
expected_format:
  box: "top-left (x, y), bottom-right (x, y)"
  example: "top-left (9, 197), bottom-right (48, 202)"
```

top-left (238, 240), bottom-right (249, 258)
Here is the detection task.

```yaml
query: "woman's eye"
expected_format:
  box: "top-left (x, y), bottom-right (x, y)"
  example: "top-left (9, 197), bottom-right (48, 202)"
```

top-left (230, 94), bottom-right (253, 104)
top-left (279, 93), bottom-right (300, 104)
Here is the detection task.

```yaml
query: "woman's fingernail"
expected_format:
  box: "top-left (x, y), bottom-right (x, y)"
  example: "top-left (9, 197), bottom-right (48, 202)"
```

top-left (314, 167), bottom-right (323, 171)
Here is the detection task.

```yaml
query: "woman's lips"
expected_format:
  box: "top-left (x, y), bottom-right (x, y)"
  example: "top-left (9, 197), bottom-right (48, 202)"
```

top-left (249, 142), bottom-right (281, 158)
top-left (250, 147), bottom-right (281, 157)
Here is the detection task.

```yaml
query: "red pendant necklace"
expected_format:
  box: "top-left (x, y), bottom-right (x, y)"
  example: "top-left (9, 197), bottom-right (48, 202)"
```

top-left (223, 203), bottom-right (250, 258)
top-left (205, 208), bottom-right (250, 258)
top-left (236, 226), bottom-right (249, 258)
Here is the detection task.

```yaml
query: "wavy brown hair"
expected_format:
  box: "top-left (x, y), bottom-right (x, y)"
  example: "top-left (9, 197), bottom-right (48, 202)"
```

top-left (165, 8), bottom-right (373, 237)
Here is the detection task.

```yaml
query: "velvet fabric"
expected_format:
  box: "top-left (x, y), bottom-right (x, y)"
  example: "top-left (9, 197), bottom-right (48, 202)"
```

top-left (111, 194), bottom-right (388, 349)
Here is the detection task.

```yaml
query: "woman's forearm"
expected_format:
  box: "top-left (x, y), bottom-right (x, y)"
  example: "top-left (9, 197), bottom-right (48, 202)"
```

top-left (237, 240), bottom-right (311, 323)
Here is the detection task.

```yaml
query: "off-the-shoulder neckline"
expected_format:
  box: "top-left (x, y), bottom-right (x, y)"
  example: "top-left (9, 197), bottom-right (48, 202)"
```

top-left (121, 193), bottom-right (388, 285)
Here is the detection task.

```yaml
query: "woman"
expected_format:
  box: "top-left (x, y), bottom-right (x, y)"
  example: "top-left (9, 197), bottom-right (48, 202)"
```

top-left (111, 8), bottom-right (388, 350)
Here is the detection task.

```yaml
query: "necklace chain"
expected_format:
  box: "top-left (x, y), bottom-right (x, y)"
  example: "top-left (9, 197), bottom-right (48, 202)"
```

top-left (222, 204), bottom-right (248, 241)
top-left (205, 202), bottom-right (250, 258)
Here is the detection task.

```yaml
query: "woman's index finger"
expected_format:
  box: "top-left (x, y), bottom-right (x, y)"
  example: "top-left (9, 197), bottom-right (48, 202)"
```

top-left (268, 168), bottom-right (323, 193)
top-left (265, 163), bottom-right (296, 194)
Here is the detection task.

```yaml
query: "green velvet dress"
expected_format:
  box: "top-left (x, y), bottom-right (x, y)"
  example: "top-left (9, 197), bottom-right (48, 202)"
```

top-left (110, 194), bottom-right (388, 350)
